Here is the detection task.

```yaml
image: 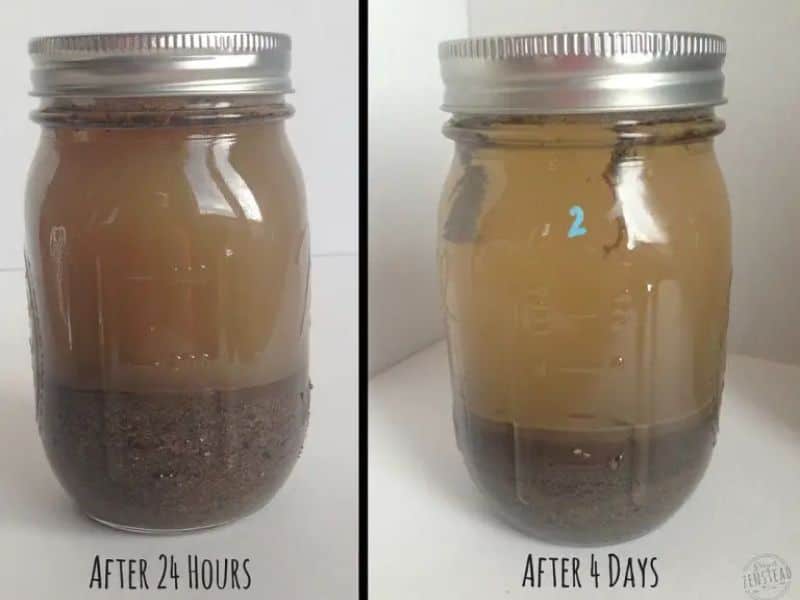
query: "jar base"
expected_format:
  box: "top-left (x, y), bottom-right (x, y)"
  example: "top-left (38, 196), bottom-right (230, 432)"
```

top-left (456, 403), bottom-right (719, 546)
top-left (482, 491), bottom-right (676, 547)
top-left (87, 513), bottom-right (233, 535)
top-left (38, 377), bottom-right (310, 535)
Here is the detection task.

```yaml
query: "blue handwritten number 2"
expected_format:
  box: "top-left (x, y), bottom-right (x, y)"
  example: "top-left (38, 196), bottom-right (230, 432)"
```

top-left (568, 205), bottom-right (587, 238)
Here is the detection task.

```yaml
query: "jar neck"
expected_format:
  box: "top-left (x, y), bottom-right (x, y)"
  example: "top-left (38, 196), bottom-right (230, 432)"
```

top-left (443, 108), bottom-right (724, 148)
top-left (32, 94), bottom-right (293, 128)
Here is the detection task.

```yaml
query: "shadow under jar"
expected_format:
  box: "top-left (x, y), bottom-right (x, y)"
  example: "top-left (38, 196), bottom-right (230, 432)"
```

top-left (437, 32), bottom-right (731, 545)
top-left (25, 32), bottom-right (310, 532)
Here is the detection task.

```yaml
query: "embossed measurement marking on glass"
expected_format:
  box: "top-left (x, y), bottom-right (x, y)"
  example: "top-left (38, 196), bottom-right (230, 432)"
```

top-left (568, 205), bottom-right (587, 238)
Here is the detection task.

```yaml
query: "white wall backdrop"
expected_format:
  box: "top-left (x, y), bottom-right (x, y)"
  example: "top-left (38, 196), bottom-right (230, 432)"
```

top-left (1, 0), bottom-right (357, 269)
top-left (367, 0), bottom-right (466, 375)
top-left (369, 0), bottom-right (800, 375)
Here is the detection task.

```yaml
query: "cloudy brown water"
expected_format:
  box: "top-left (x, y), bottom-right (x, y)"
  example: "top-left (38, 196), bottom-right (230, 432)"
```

top-left (25, 98), bottom-right (310, 531)
top-left (439, 111), bottom-right (731, 544)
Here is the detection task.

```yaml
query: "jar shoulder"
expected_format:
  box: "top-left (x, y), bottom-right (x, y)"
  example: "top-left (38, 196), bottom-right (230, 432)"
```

top-left (25, 125), bottom-right (306, 238)
top-left (439, 141), bottom-right (730, 251)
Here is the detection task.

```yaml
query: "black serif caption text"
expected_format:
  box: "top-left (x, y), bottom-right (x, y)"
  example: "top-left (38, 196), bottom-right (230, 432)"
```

top-left (89, 554), bottom-right (252, 591)
top-left (522, 554), bottom-right (659, 589)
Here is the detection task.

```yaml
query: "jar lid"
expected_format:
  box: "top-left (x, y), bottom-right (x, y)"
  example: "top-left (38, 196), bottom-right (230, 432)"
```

top-left (439, 31), bottom-right (726, 114)
top-left (29, 31), bottom-right (292, 98)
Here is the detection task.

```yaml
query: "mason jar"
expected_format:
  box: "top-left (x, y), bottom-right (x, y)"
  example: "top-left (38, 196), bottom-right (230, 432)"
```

top-left (25, 32), bottom-right (310, 532)
top-left (437, 32), bottom-right (731, 545)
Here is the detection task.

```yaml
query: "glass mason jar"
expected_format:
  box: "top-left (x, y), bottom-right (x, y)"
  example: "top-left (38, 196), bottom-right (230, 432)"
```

top-left (25, 32), bottom-right (310, 532)
top-left (438, 32), bottom-right (731, 544)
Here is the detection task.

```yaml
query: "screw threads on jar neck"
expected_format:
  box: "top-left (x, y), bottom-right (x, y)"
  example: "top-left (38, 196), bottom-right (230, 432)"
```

top-left (32, 94), bottom-right (294, 128)
top-left (443, 108), bottom-right (725, 148)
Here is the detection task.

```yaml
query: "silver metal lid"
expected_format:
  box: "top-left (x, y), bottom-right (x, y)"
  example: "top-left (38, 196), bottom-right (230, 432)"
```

top-left (439, 31), bottom-right (726, 114)
top-left (29, 31), bottom-right (292, 98)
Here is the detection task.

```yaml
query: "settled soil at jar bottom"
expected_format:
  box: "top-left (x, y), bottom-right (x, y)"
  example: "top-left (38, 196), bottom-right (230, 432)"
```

top-left (456, 400), bottom-right (719, 545)
top-left (38, 373), bottom-right (309, 531)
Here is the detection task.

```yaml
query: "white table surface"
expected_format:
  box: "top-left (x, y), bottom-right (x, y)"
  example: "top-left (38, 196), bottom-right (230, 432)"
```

top-left (0, 255), bottom-right (357, 599)
top-left (369, 341), bottom-right (800, 599)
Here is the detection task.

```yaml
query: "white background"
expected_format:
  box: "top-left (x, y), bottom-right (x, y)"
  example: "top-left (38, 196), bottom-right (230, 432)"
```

top-left (368, 0), bottom-right (466, 374)
top-left (2, 0), bottom-right (358, 265)
top-left (1, 2), bottom-right (358, 599)
top-left (368, 0), bottom-right (800, 373)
